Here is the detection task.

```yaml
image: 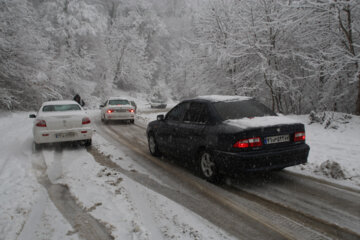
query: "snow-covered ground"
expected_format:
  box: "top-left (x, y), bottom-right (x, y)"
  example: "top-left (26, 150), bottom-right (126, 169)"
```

top-left (0, 112), bottom-right (80, 240)
top-left (0, 107), bottom-right (234, 240)
top-left (1, 103), bottom-right (360, 240)
top-left (287, 112), bottom-right (360, 187)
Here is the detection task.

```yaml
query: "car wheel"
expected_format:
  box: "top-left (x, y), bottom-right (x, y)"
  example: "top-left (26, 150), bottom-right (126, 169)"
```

top-left (198, 150), bottom-right (220, 183)
top-left (84, 139), bottom-right (92, 147)
top-left (148, 133), bottom-right (161, 156)
top-left (103, 116), bottom-right (108, 124)
top-left (130, 119), bottom-right (134, 124)
top-left (272, 167), bottom-right (285, 172)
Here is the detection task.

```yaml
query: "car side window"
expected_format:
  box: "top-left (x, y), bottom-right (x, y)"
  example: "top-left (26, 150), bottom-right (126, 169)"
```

top-left (166, 102), bottom-right (188, 122)
top-left (183, 102), bottom-right (209, 124)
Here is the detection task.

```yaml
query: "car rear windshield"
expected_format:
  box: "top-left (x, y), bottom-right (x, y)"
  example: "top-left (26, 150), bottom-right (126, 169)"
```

top-left (151, 98), bottom-right (166, 103)
top-left (213, 99), bottom-right (277, 120)
top-left (43, 104), bottom-right (81, 112)
top-left (109, 99), bottom-right (129, 105)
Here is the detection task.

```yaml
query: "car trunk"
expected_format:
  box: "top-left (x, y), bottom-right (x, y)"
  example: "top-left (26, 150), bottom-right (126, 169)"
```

top-left (108, 105), bottom-right (132, 112)
top-left (42, 112), bottom-right (84, 130)
top-left (221, 123), bottom-right (306, 152)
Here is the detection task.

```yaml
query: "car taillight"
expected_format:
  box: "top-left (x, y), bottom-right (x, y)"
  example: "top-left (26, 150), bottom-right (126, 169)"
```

top-left (233, 137), bottom-right (262, 148)
top-left (35, 120), bottom-right (47, 127)
top-left (82, 117), bottom-right (91, 125)
top-left (294, 132), bottom-right (305, 142)
top-left (107, 109), bottom-right (114, 114)
top-left (128, 109), bottom-right (134, 113)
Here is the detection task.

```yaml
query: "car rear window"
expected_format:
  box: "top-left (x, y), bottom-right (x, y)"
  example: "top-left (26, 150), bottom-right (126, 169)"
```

top-left (151, 99), bottom-right (166, 103)
top-left (213, 99), bottom-right (277, 120)
top-left (109, 99), bottom-right (129, 105)
top-left (43, 104), bottom-right (81, 112)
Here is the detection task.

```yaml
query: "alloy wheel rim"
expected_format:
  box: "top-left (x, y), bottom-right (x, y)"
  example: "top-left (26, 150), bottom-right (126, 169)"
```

top-left (201, 153), bottom-right (214, 178)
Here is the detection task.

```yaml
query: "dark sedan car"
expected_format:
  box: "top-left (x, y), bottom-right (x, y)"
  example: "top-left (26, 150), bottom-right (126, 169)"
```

top-left (146, 95), bottom-right (310, 182)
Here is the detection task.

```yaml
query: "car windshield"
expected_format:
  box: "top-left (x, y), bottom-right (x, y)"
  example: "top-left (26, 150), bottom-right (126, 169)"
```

top-left (109, 99), bottom-right (129, 105)
top-left (213, 99), bottom-right (277, 120)
top-left (42, 104), bottom-right (81, 112)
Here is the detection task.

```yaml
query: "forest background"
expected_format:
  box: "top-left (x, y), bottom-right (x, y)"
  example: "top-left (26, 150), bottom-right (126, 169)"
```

top-left (1, 0), bottom-right (359, 115)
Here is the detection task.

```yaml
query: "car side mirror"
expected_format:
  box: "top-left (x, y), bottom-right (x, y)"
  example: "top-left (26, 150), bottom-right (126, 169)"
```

top-left (157, 114), bottom-right (165, 121)
top-left (29, 114), bottom-right (36, 118)
top-left (99, 105), bottom-right (104, 108)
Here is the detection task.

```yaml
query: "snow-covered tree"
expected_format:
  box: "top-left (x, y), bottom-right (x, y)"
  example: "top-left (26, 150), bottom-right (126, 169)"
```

top-left (190, 0), bottom-right (360, 114)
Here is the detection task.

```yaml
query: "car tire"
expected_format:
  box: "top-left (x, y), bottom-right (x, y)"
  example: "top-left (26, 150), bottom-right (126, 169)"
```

top-left (85, 139), bottom-right (92, 147)
top-left (272, 167), bottom-right (285, 172)
top-left (198, 150), bottom-right (220, 183)
top-left (130, 119), bottom-right (134, 124)
top-left (148, 133), bottom-right (161, 156)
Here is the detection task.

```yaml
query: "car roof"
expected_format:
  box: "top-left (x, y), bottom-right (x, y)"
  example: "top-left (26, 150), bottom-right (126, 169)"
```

top-left (108, 97), bottom-right (129, 100)
top-left (42, 100), bottom-right (79, 106)
top-left (189, 95), bottom-right (252, 103)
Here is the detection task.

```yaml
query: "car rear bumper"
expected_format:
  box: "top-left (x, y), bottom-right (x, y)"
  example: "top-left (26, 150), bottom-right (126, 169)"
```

top-left (105, 112), bottom-right (134, 120)
top-left (34, 127), bottom-right (93, 144)
top-left (213, 144), bottom-right (310, 174)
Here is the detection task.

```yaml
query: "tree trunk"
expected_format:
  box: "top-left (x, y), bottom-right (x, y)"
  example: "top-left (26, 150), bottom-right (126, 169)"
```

top-left (264, 73), bottom-right (276, 111)
top-left (356, 71), bottom-right (360, 115)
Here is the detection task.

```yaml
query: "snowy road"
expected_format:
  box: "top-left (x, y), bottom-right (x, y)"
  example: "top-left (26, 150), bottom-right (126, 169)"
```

top-left (31, 149), bottom-right (113, 240)
top-left (1, 111), bottom-right (360, 240)
top-left (93, 114), bottom-right (360, 240)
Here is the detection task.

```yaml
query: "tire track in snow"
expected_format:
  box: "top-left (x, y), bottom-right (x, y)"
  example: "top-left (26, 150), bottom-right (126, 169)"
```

top-left (31, 149), bottom-right (114, 240)
top-left (96, 119), bottom-right (355, 240)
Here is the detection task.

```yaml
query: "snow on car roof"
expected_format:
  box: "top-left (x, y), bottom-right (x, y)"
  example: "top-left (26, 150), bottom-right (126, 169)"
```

top-left (225, 115), bottom-right (301, 129)
top-left (195, 95), bottom-right (251, 102)
top-left (108, 97), bottom-right (129, 100)
top-left (42, 100), bottom-right (79, 105)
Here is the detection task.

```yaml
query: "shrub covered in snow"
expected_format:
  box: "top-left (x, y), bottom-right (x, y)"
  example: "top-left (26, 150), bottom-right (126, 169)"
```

top-left (309, 111), bottom-right (352, 129)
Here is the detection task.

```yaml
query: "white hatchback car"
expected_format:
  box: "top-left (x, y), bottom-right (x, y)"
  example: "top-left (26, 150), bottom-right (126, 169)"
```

top-left (29, 100), bottom-right (93, 149)
top-left (100, 97), bottom-right (135, 123)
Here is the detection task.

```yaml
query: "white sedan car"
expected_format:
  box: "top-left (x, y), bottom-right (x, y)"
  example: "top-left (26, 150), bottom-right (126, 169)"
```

top-left (29, 100), bottom-right (93, 149)
top-left (100, 97), bottom-right (135, 124)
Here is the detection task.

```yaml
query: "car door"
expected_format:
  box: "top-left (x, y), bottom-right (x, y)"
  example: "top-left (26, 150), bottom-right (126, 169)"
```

top-left (155, 102), bottom-right (188, 156)
top-left (176, 102), bottom-right (210, 159)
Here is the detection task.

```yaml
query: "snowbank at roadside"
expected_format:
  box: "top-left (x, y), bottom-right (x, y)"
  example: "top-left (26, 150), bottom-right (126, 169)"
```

top-left (287, 112), bottom-right (360, 187)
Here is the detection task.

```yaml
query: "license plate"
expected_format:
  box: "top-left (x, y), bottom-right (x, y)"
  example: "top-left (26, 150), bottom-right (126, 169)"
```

top-left (265, 135), bottom-right (290, 144)
top-left (55, 132), bottom-right (75, 138)
top-left (116, 109), bottom-right (127, 112)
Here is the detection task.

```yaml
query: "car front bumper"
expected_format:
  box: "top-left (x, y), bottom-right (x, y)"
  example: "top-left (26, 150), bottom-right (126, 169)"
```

top-left (213, 144), bottom-right (310, 174)
top-left (34, 127), bottom-right (93, 144)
